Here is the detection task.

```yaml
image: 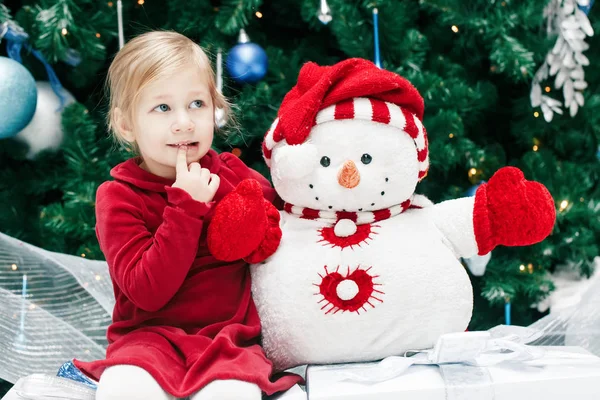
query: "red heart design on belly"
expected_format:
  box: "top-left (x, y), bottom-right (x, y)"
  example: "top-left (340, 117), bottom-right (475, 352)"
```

top-left (315, 265), bottom-right (384, 315)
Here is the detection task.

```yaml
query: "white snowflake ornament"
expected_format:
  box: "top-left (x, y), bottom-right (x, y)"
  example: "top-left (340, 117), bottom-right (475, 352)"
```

top-left (531, 0), bottom-right (594, 121)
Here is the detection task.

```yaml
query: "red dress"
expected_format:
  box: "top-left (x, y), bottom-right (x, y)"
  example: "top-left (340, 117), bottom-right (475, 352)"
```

top-left (73, 150), bottom-right (302, 397)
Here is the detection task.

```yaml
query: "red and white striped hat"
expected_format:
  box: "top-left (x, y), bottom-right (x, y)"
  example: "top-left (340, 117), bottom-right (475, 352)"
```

top-left (262, 58), bottom-right (429, 180)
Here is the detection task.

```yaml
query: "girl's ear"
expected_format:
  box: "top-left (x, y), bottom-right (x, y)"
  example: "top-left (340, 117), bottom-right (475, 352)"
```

top-left (114, 107), bottom-right (135, 142)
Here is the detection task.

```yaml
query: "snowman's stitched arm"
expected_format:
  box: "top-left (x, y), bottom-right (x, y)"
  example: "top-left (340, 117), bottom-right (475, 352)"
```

top-left (426, 197), bottom-right (479, 259)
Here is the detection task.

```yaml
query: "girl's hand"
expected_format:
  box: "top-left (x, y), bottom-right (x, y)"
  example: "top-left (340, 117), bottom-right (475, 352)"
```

top-left (172, 146), bottom-right (220, 203)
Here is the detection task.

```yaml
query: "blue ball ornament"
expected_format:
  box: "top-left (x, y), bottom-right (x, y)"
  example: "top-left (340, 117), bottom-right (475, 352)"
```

top-left (226, 41), bottom-right (268, 84)
top-left (0, 56), bottom-right (37, 139)
top-left (578, 0), bottom-right (595, 15)
top-left (466, 181), bottom-right (486, 197)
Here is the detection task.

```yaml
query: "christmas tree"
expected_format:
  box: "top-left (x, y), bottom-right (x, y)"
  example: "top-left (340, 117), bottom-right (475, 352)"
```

top-left (0, 0), bottom-right (598, 393)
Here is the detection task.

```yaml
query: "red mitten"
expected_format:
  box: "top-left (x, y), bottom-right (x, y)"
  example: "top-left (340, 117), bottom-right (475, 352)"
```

top-left (208, 179), bottom-right (282, 262)
top-left (473, 167), bottom-right (556, 255)
top-left (244, 201), bottom-right (282, 264)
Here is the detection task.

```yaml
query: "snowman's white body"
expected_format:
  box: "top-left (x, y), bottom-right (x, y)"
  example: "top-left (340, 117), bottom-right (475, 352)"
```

top-left (251, 207), bottom-right (473, 370)
top-left (252, 115), bottom-right (480, 371)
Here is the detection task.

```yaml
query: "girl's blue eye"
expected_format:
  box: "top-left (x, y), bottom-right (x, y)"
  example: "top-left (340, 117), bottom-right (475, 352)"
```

top-left (154, 104), bottom-right (170, 112)
top-left (190, 100), bottom-right (204, 109)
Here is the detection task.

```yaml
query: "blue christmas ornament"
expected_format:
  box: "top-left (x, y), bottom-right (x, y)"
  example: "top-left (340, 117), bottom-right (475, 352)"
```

top-left (1, 21), bottom-right (69, 109)
top-left (226, 29), bottom-right (268, 84)
top-left (578, 0), bottom-right (595, 15)
top-left (465, 180), bottom-right (486, 197)
top-left (0, 56), bottom-right (37, 139)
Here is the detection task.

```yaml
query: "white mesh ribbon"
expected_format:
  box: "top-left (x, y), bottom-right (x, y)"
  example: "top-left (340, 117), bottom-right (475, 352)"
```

top-left (531, 257), bottom-right (600, 354)
top-left (323, 326), bottom-right (599, 400)
top-left (327, 326), bottom-right (548, 384)
top-left (0, 232), bottom-right (113, 384)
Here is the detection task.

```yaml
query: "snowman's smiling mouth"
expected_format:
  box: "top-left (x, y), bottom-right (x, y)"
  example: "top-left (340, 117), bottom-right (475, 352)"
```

top-left (308, 176), bottom-right (389, 212)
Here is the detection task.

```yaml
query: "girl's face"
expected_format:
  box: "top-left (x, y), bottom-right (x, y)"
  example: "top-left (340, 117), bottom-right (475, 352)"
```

top-left (124, 64), bottom-right (215, 179)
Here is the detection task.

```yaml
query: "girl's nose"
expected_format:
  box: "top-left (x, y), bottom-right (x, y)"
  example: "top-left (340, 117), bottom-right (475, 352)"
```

top-left (172, 112), bottom-right (195, 133)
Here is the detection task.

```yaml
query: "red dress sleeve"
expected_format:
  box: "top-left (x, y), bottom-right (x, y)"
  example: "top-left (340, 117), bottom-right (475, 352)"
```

top-left (95, 181), bottom-right (213, 312)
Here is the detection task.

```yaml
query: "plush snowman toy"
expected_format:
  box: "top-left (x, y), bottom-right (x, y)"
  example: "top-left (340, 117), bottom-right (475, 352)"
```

top-left (208, 58), bottom-right (556, 371)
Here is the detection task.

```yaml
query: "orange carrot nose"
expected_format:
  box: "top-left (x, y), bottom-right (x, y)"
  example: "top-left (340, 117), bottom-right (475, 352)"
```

top-left (338, 160), bottom-right (360, 188)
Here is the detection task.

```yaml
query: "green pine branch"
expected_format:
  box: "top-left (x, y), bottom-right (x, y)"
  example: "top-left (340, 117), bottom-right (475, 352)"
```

top-left (422, 0), bottom-right (546, 82)
top-left (0, 3), bottom-right (13, 23)
top-left (33, 0), bottom-right (106, 63)
top-left (490, 34), bottom-right (536, 82)
top-left (166, 0), bottom-right (214, 38)
top-left (328, 0), bottom-right (372, 59)
top-left (215, 0), bottom-right (263, 36)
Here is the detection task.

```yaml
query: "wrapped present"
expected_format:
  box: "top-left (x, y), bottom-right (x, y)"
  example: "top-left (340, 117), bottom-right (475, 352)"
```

top-left (307, 326), bottom-right (600, 400)
top-left (1, 374), bottom-right (95, 400)
top-left (2, 362), bottom-right (305, 400)
top-left (1, 361), bottom-right (97, 400)
top-left (269, 384), bottom-right (308, 400)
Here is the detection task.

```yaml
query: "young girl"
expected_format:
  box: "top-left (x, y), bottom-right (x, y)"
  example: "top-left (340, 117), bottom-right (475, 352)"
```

top-left (73, 31), bottom-right (301, 400)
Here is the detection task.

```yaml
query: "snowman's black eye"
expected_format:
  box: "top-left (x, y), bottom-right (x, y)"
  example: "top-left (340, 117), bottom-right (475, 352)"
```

top-left (320, 156), bottom-right (331, 167)
top-left (361, 153), bottom-right (372, 165)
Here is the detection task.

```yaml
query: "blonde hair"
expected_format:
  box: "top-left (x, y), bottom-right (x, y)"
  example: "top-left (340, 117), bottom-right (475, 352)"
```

top-left (106, 30), bottom-right (232, 150)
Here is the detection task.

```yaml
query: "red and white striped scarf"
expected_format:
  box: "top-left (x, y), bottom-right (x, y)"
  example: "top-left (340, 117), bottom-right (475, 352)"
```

top-left (283, 194), bottom-right (431, 225)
